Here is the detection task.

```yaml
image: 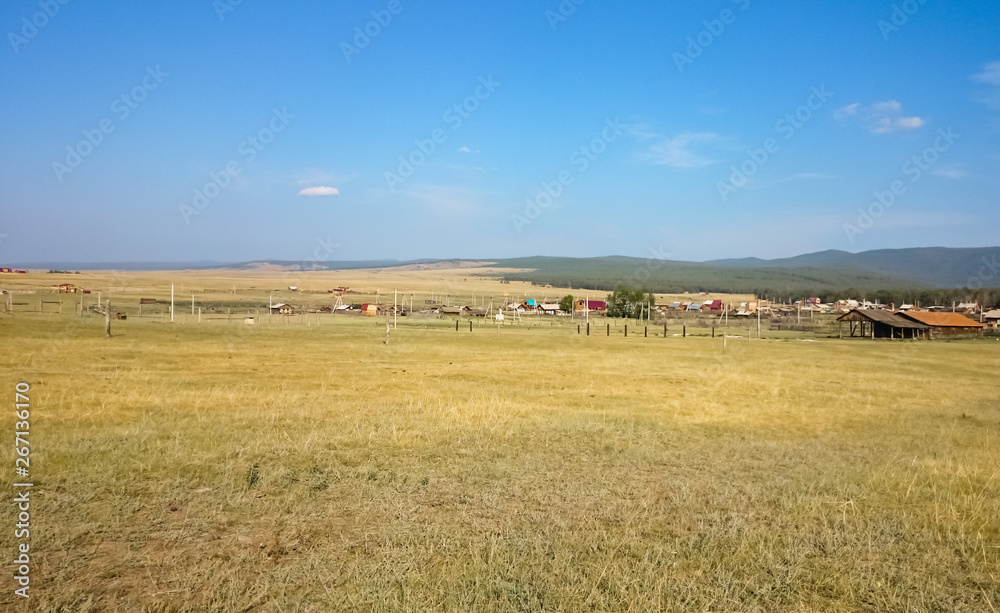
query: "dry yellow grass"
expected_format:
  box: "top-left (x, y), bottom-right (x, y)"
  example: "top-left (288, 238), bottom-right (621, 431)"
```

top-left (0, 274), bottom-right (997, 611)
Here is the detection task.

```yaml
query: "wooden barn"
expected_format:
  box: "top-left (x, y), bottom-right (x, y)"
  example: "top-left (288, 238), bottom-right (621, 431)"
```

top-left (836, 309), bottom-right (929, 339)
top-left (360, 303), bottom-right (378, 317)
top-left (898, 311), bottom-right (985, 338)
top-left (984, 309), bottom-right (1000, 327)
top-left (269, 303), bottom-right (295, 315)
top-left (54, 283), bottom-right (79, 293)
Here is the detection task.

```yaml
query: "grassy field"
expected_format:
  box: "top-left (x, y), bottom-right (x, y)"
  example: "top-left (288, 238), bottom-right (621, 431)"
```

top-left (1, 277), bottom-right (998, 611)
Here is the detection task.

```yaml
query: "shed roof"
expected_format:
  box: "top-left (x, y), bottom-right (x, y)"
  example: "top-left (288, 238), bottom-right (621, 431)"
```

top-left (899, 311), bottom-right (984, 328)
top-left (984, 309), bottom-right (1000, 320)
top-left (836, 309), bottom-right (929, 329)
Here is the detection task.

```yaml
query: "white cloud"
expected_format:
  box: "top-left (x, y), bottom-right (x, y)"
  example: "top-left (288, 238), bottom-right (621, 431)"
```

top-left (972, 61), bottom-right (1000, 110)
top-left (931, 164), bottom-right (969, 180)
top-left (642, 132), bottom-right (719, 169)
top-left (835, 103), bottom-right (861, 120)
top-left (836, 100), bottom-right (925, 134)
top-left (298, 186), bottom-right (340, 197)
top-left (973, 61), bottom-right (1000, 86)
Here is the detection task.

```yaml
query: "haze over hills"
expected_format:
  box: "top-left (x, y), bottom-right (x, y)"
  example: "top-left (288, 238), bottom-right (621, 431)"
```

top-left (8, 247), bottom-right (998, 295)
top-left (706, 247), bottom-right (998, 288)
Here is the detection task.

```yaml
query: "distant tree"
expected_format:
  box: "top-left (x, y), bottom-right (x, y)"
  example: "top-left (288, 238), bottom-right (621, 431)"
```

top-left (605, 286), bottom-right (654, 318)
top-left (559, 294), bottom-right (575, 313)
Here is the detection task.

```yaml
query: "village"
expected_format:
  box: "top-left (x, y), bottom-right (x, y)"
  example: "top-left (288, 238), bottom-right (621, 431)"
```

top-left (2, 270), bottom-right (995, 341)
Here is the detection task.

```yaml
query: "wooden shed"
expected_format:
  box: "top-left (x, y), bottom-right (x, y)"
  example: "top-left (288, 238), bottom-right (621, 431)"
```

top-left (836, 309), bottom-right (929, 339)
top-left (270, 303), bottom-right (295, 315)
top-left (897, 311), bottom-right (985, 338)
top-left (984, 309), bottom-right (1000, 327)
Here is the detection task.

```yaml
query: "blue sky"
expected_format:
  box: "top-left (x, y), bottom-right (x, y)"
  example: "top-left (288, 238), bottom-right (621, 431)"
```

top-left (1, 0), bottom-right (998, 263)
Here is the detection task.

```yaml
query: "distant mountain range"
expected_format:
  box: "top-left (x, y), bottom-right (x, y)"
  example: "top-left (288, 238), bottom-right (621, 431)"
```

top-left (706, 247), bottom-right (997, 288)
top-left (496, 247), bottom-right (999, 295)
top-left (9, 247), bottom-right (998, 295)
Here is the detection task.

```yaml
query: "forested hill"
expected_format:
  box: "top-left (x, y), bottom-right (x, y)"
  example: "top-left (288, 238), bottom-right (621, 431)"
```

top-left (495, 247), bottom-right (999, 298)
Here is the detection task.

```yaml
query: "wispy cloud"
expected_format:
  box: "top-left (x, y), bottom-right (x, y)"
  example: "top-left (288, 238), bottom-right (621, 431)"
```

top-left (752, 172), bottom-right (838, 188)
top-left (398, 184), bottom-right (486, 217)
top-left (836, 100), bottom-right (925, 134)
top-left (931, 164), bottom-right (969, 180)
top-left (298, 186), bottom-right (340, 197)
top-left (458, 146), bottom-right (480, 154)
top-left (972, 61), bottom-right (1000, 110)
top-left (640, 132), bottom-right (720, 169)
top-left (973, 61), bottom-right (1000, 86)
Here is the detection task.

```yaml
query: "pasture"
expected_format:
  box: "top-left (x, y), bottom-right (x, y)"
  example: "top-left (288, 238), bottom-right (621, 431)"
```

top-left (0, 270), bottom-right (998, 612)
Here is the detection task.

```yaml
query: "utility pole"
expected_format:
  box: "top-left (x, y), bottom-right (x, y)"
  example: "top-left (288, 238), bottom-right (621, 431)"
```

top-left (170, 284), bottom-right (174, 322)
top-left (394, 289), bottom-right (397, 329)
top-left (756, 296), bottom-right (761, 339)
top-left (106, 299), bottom-right (111, 337)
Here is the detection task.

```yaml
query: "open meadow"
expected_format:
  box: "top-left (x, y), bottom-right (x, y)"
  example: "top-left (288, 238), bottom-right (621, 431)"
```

top-left (1, 270), bottom-right (998, 612)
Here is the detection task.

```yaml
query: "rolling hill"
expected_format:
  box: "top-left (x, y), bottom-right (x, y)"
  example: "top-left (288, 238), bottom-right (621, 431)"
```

top-left (494, 247), bottom-right (999, 297)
